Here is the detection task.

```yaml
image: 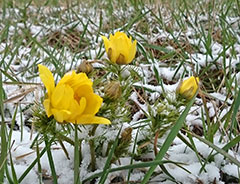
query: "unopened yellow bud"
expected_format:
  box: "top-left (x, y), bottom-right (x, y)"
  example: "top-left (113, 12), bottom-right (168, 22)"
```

top-left (77, 60), bottom-right (93, 74)
top-left (177, 76), bottom-right (199, 99)
top-left (104, 81), bottom-right (122, 100)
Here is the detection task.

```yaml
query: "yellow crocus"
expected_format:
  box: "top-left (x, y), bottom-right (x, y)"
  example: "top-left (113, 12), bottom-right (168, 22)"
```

top-left (101, 31), bottom-right (137, 65)
top-left (38, 64), bottom-right (110, 125)
top-left (178, 76), bottom-right (199, 99)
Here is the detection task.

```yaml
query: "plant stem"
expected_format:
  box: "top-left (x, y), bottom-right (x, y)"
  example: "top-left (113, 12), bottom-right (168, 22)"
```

top-left (89, 139), bottom-right (96, 171)
top-left (74, 124), bottom-right (80, 184)
top-left (89, 125), bottom-right (98, 171)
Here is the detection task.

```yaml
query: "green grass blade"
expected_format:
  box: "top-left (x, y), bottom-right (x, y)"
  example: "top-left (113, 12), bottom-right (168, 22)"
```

top-left (98, 125), bottom-right (123, 184)
top-left (142, 95), bottom-right (196, 183)
top-left (36, 139), bottom-right (43, 184)
top-left (8, 105), bottom-right (18, 146)
top-left (83, 160), bottom-right (189, 183)
top-left (122, 9), bottom-right (150, 31)
top-left (44, 135), bottom-right (58, 184)
top-left (5, 164), bottom-right (14, 184)
top-left (0, 71), bottom-right (7, 183)
top-left (20, 105), bottom-right (24, 142)
top-left (9, 151), bottom-right (18, 184)
top-left (18, 137), bottom-right (54, 183)
top-left (190, 131), bottom-right (240, 167)
top-left (186, 130), bottom-right (206, 172)
top-left (127, 127), bottom-right (140, 182)
top-left (230, 87), bottom-right (240, 137)
top-left (221, 135), bottom-right (240, 152)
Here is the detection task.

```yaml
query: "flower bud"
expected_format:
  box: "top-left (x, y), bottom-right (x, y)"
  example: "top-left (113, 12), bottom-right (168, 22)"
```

top-left (121, 127), bottom-right (132, 142)
top-left (104, 81), bottom-right (122, 100)
top-left (177, 76), bottom-right (199, 99)
top-left (101, 32), bottom-right (137, 65)
top-left (77, 60), bottom-right (93, 74)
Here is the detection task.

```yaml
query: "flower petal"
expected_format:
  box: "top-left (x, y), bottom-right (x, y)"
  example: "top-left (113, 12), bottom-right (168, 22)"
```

top-left (101, 35), bottom-right (110, 52)
top-left (110, 35), bottom-right (129, 63)
top-left (38, 64), bottom-right (55, 96)
top-left (78, 97), bottom-right (87, 115)
top-left (76, 115), bottom-right (111, 125)
top-left (75, 85), bottom-right (102, 115)
top-left (51, 108), bottom-right (71, 123)
top-left (127, 39), bottom-right (137, 63)
top-left (43, 98), bottom-right (52, 117)
top-left (67, 99), bottom-right (81, 121)
top-left (59, 71), bottom-right (92, 92)
top-left (51, 84), bottom-right (73, 109)
top-left (84, 93), bottom-right (102, 115)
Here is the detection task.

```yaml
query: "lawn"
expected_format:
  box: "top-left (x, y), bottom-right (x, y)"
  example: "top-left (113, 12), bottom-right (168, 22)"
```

top-left (0, 0), bottom-right (240, 183)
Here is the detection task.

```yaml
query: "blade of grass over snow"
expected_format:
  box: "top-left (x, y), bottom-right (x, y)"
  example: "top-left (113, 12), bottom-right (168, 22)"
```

top-left (198, 134), bottom-right (240, 174)
top-left (98, 125), bottom-right (123, 184)
top-left (4, 142), bottom-right (15, 184)
top-left (44, 135), bottom-right (58, 184)
top-left (5, 165), bottom-right (14, 184)
top-left (230, 87), bottom-right (240, 138)
top-left (36, 139), bottom-right (43, 184)
top-left (185, 130), bottom-right (240, 168)
top-left (8, 105), bottom-right (18, 146)
top-left (18, 137), bottom-right (55, 183)
top-left (20, 105), bottom-right (24, 142)
top-left (185, 130), bottom-right (206, 172)
top-left (121, 9), bottom-right (151, 31)
top-left (9, 150), bottom-right (18, 184)
top-left (0, 71), bottom-right (7, 183)
top-left (83, 160), bottom-right (189, 183)
top-left (127, 126), bottom-right (140, 182)
top-left (28, 34), bottom-right (62, 74)
top-left (142, 94), bottom-right (197, 183)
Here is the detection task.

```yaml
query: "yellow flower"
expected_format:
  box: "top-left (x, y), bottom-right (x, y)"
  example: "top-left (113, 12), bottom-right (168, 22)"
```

top-left (101, 31), bottom-right (137, 65)
top-left (178, 76), bottom-right (199, 99)
top-left (38, 64), bottom-right (110, 125)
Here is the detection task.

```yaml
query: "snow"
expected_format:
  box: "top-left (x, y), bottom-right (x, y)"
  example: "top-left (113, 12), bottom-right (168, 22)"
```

top-left (166, 162), bottom-right (221, 184)
top-left (222, 163), bottom-right (239, 178)
top-left (7, 130), bottom-right (75, 184)
top-left (7, 164), bottom-right (38, 184)
top-left (210, 92), bottom-right (233, 104)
